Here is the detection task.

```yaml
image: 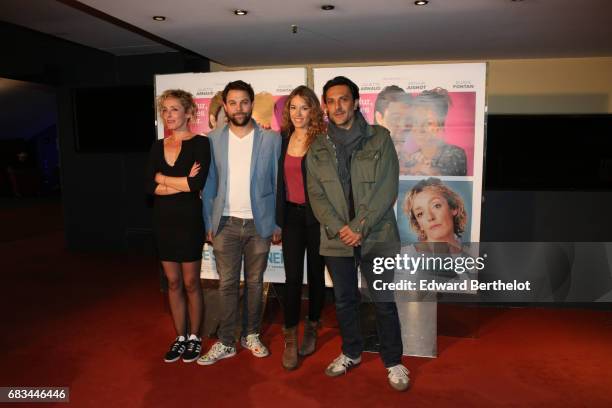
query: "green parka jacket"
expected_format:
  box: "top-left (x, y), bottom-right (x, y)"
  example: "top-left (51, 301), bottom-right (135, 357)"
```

top-left (306, 123), bottom-right (400, 257)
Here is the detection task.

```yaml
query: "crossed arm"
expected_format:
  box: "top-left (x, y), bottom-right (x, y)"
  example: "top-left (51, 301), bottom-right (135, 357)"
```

top-left (146, 138), bottom-right (209, 196)
top-left (153, 163), bottom-right (200, 195)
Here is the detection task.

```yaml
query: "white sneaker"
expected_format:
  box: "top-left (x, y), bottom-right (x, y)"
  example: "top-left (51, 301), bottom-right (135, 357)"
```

top-left (197, 341), bottom-right (236, 366)
top-left (240, 334), bottom-right (269, 357)
top-left (387, 364), bottom-right (410, 391)
top-left (325, 353), bottom-right (361, 377)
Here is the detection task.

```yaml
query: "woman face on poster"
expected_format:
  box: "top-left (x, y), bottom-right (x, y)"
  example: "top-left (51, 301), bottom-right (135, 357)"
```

top-left (403, 177), bottom-right (467, 247)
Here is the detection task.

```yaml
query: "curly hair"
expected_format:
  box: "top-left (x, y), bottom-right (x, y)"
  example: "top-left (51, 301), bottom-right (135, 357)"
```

top-left (280, 85), bottom-right (327, 147)
top-left (403, 177), bottom-right (467, 241)
top-left (157, 89), bottom-right (197, 123)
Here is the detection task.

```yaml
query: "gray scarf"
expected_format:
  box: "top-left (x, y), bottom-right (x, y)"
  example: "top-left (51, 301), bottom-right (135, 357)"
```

top-left (327, 111), bottom-right (368, 208)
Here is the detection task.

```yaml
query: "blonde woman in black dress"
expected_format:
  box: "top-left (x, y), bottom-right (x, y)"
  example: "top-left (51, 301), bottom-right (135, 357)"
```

top-left (146, 89), bottom-right (210, 363)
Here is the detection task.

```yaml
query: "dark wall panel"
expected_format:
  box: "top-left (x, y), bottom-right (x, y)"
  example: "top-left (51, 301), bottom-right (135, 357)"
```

top-left (1, 21), bottom-right (209, 252)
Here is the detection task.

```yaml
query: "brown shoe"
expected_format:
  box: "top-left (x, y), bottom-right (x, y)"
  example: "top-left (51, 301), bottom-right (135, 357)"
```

top-left (299, 319), bottom-right (320, 356)
top-left (282, 326), bottom-right (298, 370)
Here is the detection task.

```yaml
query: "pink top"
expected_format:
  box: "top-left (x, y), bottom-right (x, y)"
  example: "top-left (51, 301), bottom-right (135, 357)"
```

top-left (284, 154), bottom-right (306, 204)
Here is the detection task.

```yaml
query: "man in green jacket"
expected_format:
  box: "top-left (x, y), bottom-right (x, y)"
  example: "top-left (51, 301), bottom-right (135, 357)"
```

top-left (306, 76), bottom-right (409, 391)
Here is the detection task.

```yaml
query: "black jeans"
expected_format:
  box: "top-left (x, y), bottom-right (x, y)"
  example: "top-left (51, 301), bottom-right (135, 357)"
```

top-left (325, 255), bottom-right (403, 367)
top-left (281, 204), bottom-right (326, 328)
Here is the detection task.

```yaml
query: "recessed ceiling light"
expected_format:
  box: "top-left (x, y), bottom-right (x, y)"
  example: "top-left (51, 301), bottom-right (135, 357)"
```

top-left (152, 16), bottom-right (166, 21)
top-left (415, 0), bottom-right (429, 5)
top-left (234, 9), bottom-right (248, 16)
top-left (321, 5), bottom-right (335, 11)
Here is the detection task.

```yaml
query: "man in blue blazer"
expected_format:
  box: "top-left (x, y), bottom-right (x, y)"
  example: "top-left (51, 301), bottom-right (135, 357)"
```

top-left (199, 80), bottom-right (281, 365)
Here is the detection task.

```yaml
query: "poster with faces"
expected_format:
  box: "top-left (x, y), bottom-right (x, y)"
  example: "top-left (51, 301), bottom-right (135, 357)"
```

top-left (313, 63), bottom-right (486, 244)
top-left (155, 68), bottom-right (307, 139)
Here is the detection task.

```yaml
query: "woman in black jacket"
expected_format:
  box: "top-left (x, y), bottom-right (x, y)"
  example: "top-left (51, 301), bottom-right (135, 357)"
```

top-left (276, 85), bottom-right (327, 370)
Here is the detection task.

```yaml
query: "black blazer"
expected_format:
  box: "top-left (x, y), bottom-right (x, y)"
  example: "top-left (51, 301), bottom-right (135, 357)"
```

top-left (276, 133), bottom-right (319, 227)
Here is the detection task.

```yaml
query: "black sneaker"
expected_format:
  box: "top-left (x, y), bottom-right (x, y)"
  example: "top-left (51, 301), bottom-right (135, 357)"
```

top-left (164, 337), bottom-right (186, 363)
top-left (182, 337), bottom-right (202, 363)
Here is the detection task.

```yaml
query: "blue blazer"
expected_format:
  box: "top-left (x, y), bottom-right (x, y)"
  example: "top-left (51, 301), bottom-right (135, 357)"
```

top-left (203, 121), bottom-right (282, 239)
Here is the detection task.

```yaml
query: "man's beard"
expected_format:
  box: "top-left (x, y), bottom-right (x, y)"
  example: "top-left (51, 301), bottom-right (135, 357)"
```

top-left (228, 111), bottom-right (252, 127)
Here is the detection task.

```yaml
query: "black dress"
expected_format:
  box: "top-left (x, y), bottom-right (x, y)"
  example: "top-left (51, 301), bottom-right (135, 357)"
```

top-left (145, 135), bottom-right (210, 262)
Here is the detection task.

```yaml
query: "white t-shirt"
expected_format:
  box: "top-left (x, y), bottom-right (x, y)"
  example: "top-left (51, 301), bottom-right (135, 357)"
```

top-left (223, 128), bottom-right (254, 218)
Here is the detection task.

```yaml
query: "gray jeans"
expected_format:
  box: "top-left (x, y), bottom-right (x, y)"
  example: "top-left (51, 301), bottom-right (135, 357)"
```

top-left (213, 216), bottom-right (271, 346)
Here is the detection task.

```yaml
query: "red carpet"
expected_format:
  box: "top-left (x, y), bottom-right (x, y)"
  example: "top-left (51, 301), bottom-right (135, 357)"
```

top-left (1, 217), bottom-right (612, 406)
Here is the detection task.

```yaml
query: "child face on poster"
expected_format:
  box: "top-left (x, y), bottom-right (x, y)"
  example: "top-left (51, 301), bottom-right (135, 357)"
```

top-left (411, 106), bottom-right (442, 149)
top-left (404, 178), bottom-right (466, 245)
top-left (406, 110), bottom-right (442, 175)
top-left (411, 88), bottom-right (450, 149)
top-left (378, 100), bottom-right (412, 145)
top-left (374, 86), bottom-right (413, 151)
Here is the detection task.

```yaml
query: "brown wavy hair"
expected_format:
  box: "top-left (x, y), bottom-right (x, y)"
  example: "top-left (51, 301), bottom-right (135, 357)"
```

top-left (403, 177), bottom-right (467, 241)
top-left (281, 85), bottom-right (326, 147)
